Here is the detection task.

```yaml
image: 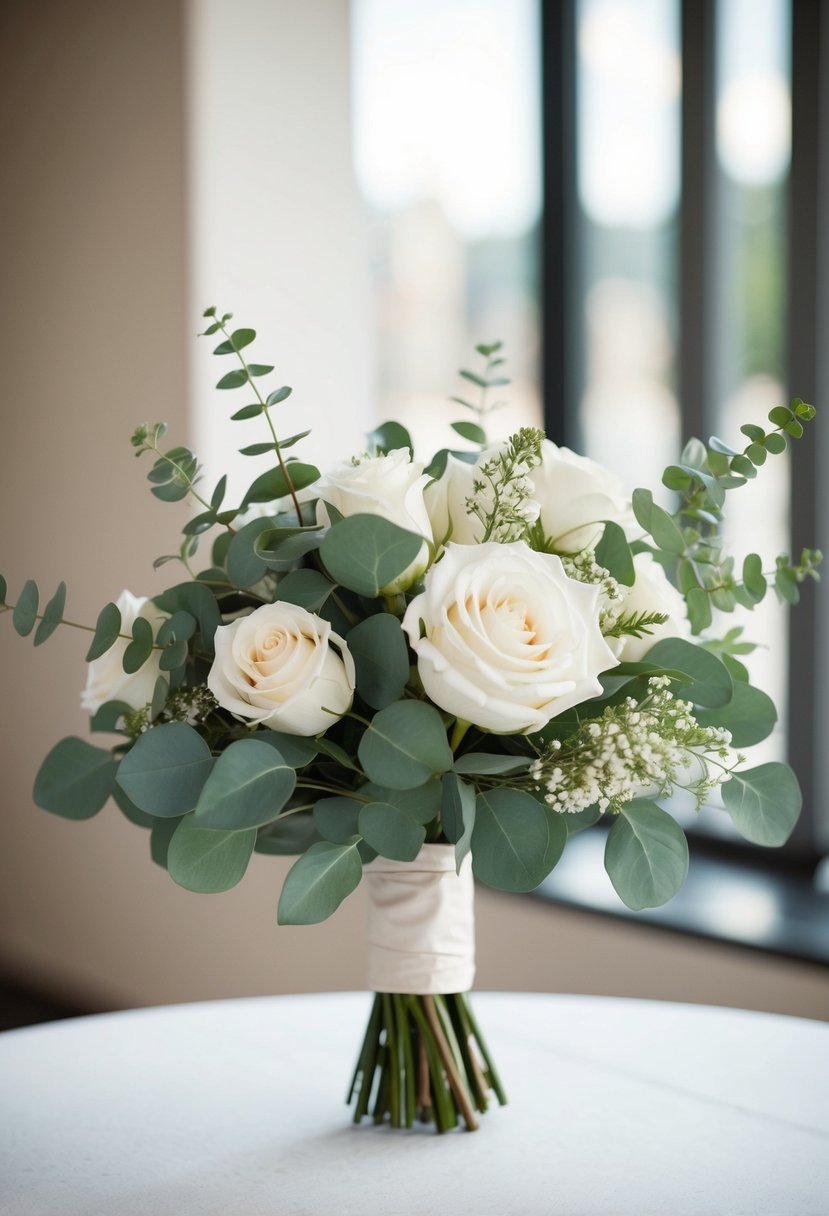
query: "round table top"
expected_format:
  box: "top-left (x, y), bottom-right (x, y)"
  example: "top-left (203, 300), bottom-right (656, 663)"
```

top-left (1, 991), bottom-right (827, 1215)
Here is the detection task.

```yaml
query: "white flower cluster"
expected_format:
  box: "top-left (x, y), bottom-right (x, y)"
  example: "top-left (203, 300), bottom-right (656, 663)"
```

top-left (530, 676), bottom-right (738, 813)
top-left (560, 549), bottom-right (624, 633)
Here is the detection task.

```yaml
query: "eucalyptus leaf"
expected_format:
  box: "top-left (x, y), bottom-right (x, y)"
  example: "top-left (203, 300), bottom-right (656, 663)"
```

top-left (255, 813), bottom-right (323, 855)
top-left (151, 816), bottom-right (182, 868)
top-left (358, 801), bottom-right (426, 861)
top-left (472, 788), bottom-right (565, 892)
top-left (241, 463), bottom-right (320, 509)
top-left (594, 521), bottom-right (635, 586)
top-left (277, 840), bottom-right (363, 925)
top-left (194, 739), bottom-right (296, 830)
top-left (34, 737), bottom-right (117, 820)
top-left (115, 722), bottom-right (213, 816)
top-left (440, 772), bottom-right (476, 871)
top-left (276, 569), bottom-right (335, 612)
top-left (167, 816), bottom-right (257, 893)
top-left (604, 800), bottom-right (689, 910)
top-left (314, 796), bottom-right (362, 844)
top-left (33, 581), bottom-right (67, 646)
top-left (367, 421), bottom-right (413, 455)
top-left (321, 515), bottom-right (424, 598)
top-left (721, 763), bottom-right (801, 846)
top-left (358, 779), bottom-right (442, 824)
top-left (358, 701), bottom-right (453, 790)
top-left (12, 579), bottom-right (39, 637)
top-left (644, 638), bottom-right (733, 708)
top-left (695, 680), bottom-right (777, 747)
top-left (254, 730), bottom-right (318, 768)
top-left (452, 753), bottom-right (531, 776)
top-left (347, 614), bottom-right (410, 709)
top-left (123, 616), bottom-right (154, 674)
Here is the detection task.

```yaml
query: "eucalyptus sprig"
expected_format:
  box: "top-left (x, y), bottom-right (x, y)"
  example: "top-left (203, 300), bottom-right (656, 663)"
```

top-left (632, 399), bottom-right (821, 633)
top-left (449, 340), bottom-right (510, 449)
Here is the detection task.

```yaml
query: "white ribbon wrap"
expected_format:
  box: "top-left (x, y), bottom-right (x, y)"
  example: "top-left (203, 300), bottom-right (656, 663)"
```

top-left (365, 845), bottom-right (476, 995)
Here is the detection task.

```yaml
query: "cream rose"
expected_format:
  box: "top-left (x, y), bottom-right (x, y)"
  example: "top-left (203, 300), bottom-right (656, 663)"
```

top-left (531, 440), bottom-right (636, 551)
top-left (81, 590), bottom-right (168, 715)
top-left (315, 449), bottom-right (432, 592)
top-left (402, 542), bottom-right (619, 734)
top-left (614, 551), bottom-right (690, 662)
top-left (207, 602), bottom-right (355, 736)
top-left (424, 440), bottom-right (633, 553)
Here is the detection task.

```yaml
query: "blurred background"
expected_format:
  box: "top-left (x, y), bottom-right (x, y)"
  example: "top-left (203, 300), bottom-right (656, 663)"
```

top-left (1, 0), bottom-right (827, 1028)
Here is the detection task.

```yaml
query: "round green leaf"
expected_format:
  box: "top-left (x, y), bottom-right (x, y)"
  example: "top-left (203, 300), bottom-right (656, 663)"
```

top-left (116, 723), bottom-right (213, 817)
top-left (472, 788), bottom-right (565, 892)
top-left (358, 801), bottom-right (426, 861)
top-left (358, 778), bottom-right (443, 824)
top-left (644, 638), bottom-right (733, 708)
top-left (367, 421), bottom-right (413, 455)
top-left (34, 737), bottom-right (118, 819)
top-left (33, 581), bottom-right (66, 646)
top-left (347, 614), bottom-right (410, 709)
top-left (314, 796), bottom-right (362, 843)
top-left (695, 680), bottom-right (777, 747)
top-left (194, 739), bottom-right (296, 830)
top-left (358, 701), bottom-right (453, 790)
top-left (151, 816), bottom-right (182, 868)
top-left (594, 520), bottom-right (635, 586)
top-left (277, 841), bottom-right (363, 925)
top-left (604, 800), bottom-right (689, 911)
top-left (123, 616), bottom-right (155, 674)
top-left (276, 569), bottom-right (335, 612)
top-left (85, 601), bottom-right (123, 662)
top-left (721, 763), bottom-right (801, 846)
top-left (255, 813), bottom-right (323, 855)
top-left (167, 817), bottom-right (256, 893)
top-left (320, 515), bottom-right (423, 598)
top-left (12, 579), bottom-right (39, 637)
top-left (255, 730), bottom-right (318, 768)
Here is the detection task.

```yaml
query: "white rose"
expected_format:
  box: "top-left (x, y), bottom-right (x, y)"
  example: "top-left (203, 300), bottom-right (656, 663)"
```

top-left (402, 541), bottom-right (619, 734)
top-left (615, 551), bottom-right (690, 662)
top-left (207, 602), bottom-right (355, 736)
top-left (316, 449), bottom-right (433, 592)
top-left (532, 440), bottom-right (636, 552)
top-left (80, 590), bottom-right (168, 714)
top-left (424, 452), bottom-right (492, 545)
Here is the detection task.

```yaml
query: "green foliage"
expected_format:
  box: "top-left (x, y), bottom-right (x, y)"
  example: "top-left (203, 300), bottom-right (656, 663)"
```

top-left (34, 737), bottom-right (118, 820)
top-left (440, 773), bottom-right (476, 871)
top-left (347, 614), bottom-right (410, 709)
top-left (694, 680), bottom-right (777, 748)
top-left (12, 579), bottom-right (39, 637)
top-left (86, 602), bottom-right (123, 662)
top-left (194, 739), bottom-right (296, 830)
top-left (321, 515), bottom-right (424, 598)
top-left (255, 730), bottom-right (318, 768)
top-left (472, 788), bottom-right (565, 892)
top-left (721, 762), bottom-right (801, 846)
top-left (153, 582), bottom-right (221, 656)
top-left (358, 801), bottom-right (426, 861)
top-left (276, 570), bottom-right (335, 612)
top-left (452, 753), bottom-right (530, 776)
top-left (313, 796), bottom-right (362, 844)
top-left (255, 814), bottom-right (323, 855)
top-left (594, 521), bottom-right (635, 586)
top-left (115, 723), bottom-right (213, 816)
top-left (645, 638), bottom-right (733, 708)
top-left (358, 702), bottom-right (453, 790)
top-left (241, 463), bottom-right (320, 510)
top-left (359, 780), bottom-right (443, 824)
top-left (167, 816), bottom-right (257, 893)
top-left (604, 800), bottom-right (689, 910)
top-left (122, 616), bottom-right (154, 674)
top-left (367, 421), bottom-right (413, 455)
top-left (34, 582), bottom-right (66, 646)
top-left (277, 840), bottom-right (363, 924)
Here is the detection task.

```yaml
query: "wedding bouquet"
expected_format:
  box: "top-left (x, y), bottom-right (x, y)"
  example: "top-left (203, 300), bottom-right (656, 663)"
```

top-left (2, 308), bottom-right (819, 1133)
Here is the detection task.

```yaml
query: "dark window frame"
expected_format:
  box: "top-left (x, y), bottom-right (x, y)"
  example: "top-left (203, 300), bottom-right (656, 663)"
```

top-left (540, 0), bottom-right (827, 873)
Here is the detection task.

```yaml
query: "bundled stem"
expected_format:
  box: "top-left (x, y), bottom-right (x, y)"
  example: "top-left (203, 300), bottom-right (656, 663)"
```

top-left (348, 992), bottom-right (506, 1133)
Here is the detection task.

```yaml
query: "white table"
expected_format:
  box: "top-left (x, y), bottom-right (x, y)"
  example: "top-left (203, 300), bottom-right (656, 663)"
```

top-left (1, 992), bottom-right (827, 1215)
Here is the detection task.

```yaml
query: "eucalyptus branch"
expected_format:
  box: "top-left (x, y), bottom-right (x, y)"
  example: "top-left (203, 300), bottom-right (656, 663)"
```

top-left (207, 309), bottom-right (305, 525)
top-left (449, 341), bottom-right (511, 449)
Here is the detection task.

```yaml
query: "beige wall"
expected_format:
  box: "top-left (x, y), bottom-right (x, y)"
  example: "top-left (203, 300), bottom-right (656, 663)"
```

top-left (1, 0), bottom-right (827, 1025)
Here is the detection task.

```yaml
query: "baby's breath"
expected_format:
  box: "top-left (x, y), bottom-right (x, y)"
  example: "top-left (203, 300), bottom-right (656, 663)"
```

top-left (560, 549), bottom-right (624, 632)
top-left (529, 676), bottom-right (739, 813)
top-left (465, 427), bottom-right (544, 543)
